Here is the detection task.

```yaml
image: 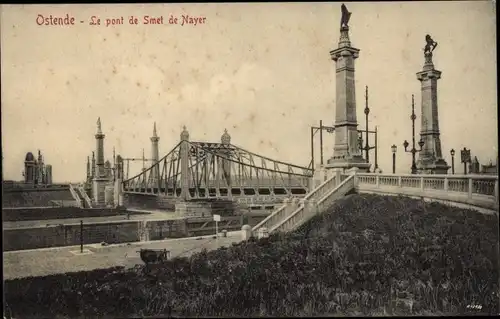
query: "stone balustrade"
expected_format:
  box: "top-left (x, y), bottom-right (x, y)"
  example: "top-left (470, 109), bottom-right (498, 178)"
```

top-left (244, 171), bottom-right (498, 239)
top-left (355, 173), bottom-right (498, 210)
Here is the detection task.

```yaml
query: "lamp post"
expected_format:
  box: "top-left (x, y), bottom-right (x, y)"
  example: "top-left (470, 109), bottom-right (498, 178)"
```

top-left (358, 86), bottom-right (377, 172)
top-left (310, 120), bottom-right (331, 171)
top-left (391, 145), bottom-right (397, 174)
top-left (310, 114), bottom-right (378, 172)
top-left (403, 94), bottom-right (425, 174)
top-left (460, 147), bottom-right (471, 175)
top-left (450, 149), bottom-right (455, 175)
top-left (364, 86), bottom-right (371, 165)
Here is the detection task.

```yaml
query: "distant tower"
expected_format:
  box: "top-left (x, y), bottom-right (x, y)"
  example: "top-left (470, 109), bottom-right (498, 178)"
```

top-left (180, 126), bottom-right (190, 200)
top-left (112, 147), bottom-right (116, 182)
top-left (95, 118), bottom-right (105, 177)
top-left (92, 117), bottom-right (107, 207)
top-left (469, 156), bottom-right (480, 174)
top-left (416, 40), bottom-right (449, 174)
top-left (150, 122), bottom-right (160, 189)
top-left (45, 165), bottom-right (53, 184)
top-left (37, 150), bottom-right (44, 184)
top-left (24, 152), bottom-right (36, 184)
top-left (86, 156), bottom-right (91, 183)
top-left (91, 152), bottom-right (96, 179)
top-left (114, 154), bottom-right (124, 207)
top-left (220, 129), bottom-right (232, 190)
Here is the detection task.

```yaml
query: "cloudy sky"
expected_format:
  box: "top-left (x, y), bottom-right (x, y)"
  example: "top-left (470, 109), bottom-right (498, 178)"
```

top-left (1, 2), bottom-right (497, 183)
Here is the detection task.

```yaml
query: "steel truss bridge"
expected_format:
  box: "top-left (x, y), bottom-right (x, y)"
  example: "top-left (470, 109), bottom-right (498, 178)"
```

top-left (122, 141), bottom-right (313, 202)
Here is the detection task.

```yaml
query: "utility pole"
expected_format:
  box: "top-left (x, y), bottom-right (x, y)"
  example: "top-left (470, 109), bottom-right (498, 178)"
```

top-left (358, 86), bottom-right (376, 172)
top-left (403, 95), bottom-right (425, 174)
top-left (80, 220), bottom-right (83, 253)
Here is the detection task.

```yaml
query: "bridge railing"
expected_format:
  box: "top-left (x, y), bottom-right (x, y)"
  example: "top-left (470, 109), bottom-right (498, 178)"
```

top-left (271, 175), bottom-right (355, 233)
top-left (252, 173), bottom-right (339, 232)
top-left (356, 173), bottom-right (499, 209)
top-left (124, 176), bottom-right (310, 190)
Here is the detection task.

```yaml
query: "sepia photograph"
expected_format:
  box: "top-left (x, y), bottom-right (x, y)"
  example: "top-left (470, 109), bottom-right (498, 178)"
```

top-left (1, 1), bottom-right (498, 317)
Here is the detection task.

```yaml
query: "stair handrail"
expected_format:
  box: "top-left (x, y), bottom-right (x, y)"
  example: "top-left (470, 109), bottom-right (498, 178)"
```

top-left (69, 184), bottom-right (83, 208)
top-left (271, 175), bottom-right (355, 233)
top-left (252, 173), bottom-right (338, 232)
top-left (77, 185), bottom-right (93, 208)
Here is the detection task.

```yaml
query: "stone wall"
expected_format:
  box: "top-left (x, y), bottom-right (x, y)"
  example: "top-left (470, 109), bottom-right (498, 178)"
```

top-left (2, 207), bottom-right (127, 222)
top-left (138, 219), bottom-right (188, 241)
top-left (3, 214), bottom-right (267, 252)
top-left (176, 199), bottom-right (237, 218)
top-left (3, 220), bottom-right (139, 251)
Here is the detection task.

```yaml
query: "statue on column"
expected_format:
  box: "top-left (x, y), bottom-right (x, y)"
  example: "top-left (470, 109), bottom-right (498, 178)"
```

top-left (424, 34), bottom-right (438, 54)
top-left (340, 3), bottom-right (352, 29)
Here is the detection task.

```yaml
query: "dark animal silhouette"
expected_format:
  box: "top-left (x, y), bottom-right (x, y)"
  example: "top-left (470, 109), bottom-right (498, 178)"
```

top-left (424, 34), bottom-right (438, 54)
top-left (340, 3), bottom-right (352, 28)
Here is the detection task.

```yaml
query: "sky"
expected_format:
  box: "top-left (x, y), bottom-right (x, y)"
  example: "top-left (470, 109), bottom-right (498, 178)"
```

top-left (1, 2), bottom-right (497, 183)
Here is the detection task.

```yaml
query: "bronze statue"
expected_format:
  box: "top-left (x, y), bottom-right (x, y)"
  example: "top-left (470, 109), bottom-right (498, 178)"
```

top-left (424, 34), bottom-right (438, 54)
top-left (340, 3), bottom-right (352, 29)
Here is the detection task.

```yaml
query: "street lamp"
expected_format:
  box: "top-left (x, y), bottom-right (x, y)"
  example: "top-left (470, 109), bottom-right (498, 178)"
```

top-left (358, 86), bottom-right (377, 172)
top-left (450, 149), bottom-right (455, 174)
top-left (309, 116), bottom-right (378, 172)
top-left (460, 147), bottom-right (471, 175)
top-left (391, 145), bottom-right (397, 174)
top-left (403, 94), bottom-right (425, 174)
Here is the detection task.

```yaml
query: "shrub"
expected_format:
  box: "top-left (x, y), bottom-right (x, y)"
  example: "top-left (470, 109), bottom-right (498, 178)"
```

top-left (4, 194), bottom-right (499, 317)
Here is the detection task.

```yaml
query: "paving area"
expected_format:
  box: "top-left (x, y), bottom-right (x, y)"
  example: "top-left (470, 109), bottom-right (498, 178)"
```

top-left (3, 210), bottom-right (179, 229)
top-left (3, 231), bottom-right (243, 280)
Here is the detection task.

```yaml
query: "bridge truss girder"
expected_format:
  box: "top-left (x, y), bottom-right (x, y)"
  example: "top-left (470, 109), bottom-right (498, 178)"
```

top-left (123, 141), bottom-right (314, 200)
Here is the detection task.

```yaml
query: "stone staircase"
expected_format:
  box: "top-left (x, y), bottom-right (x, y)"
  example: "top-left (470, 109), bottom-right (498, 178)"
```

top-left (252, 171), bottom-right (355, 235)
top-left (69, 184), bottom-right (83, 208)
top-left (77, 185), bottom-right (93, 208)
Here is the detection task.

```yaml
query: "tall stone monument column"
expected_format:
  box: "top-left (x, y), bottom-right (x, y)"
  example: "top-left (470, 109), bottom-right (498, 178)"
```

top-left (220, 129), bottom-right (232, 193)
top-left (179, 126), bottom-right (190, 200)
top-left (114, 155), bottom-right (124, 207)
top-left (150, 122), bottom-right (160, 189)
top-left (326, 4), bottom-right (370, 172)
top-left (416, 35), bottom-right (449, 174)
top-left (92, 117), bottom-right (107, 207)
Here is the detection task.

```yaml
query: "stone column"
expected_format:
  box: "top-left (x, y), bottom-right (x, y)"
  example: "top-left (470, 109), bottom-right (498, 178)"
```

top-left (93, 117), bottom-right (107, 207)
top-left (86, 156), bottom-right (91, 184)
top-left (114, 155), bottom-right (124, 207)
top-left (95, 118), bottom-right (105, 178)
top-left (326, 25), bottom-right (370, 172)
top-left (180, 126), bottom-right (190, 200)
top-left (416, 52), bottom-right (449, 174)
top-left (150, 122), bottom-right (160, 190)
top-left (91, 152), bottom-right (96, 179)
top-left (220, 129), bottom-right (232, 194)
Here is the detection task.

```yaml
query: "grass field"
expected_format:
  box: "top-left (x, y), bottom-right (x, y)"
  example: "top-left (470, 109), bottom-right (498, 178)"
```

top-left (4, 194), bottom-right (499, 317)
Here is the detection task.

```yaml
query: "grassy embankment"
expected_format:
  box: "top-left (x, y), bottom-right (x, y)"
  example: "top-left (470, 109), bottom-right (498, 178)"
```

top-left (4, 194), bottom-right (499, 317)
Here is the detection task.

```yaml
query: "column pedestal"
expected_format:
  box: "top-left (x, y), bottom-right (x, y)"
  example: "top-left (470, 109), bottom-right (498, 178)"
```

top-left (92, 177), bottom-right (107, 207)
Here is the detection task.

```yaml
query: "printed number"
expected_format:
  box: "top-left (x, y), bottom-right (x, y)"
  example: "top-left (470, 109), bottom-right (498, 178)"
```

top-left (467, 304), bottom-right (483, 310)
top-left (90, 16), bottom-right (101, 26)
